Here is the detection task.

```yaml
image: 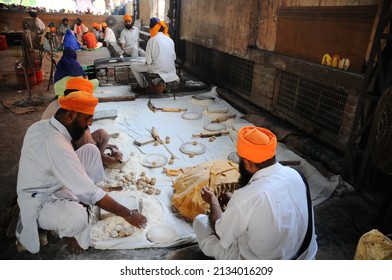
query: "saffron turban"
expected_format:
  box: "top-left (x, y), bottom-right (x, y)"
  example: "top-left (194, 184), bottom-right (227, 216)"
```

top-left (66, 77), bottom-right (94, 94)
top-left (92, 22), bottom-right (99, 28)
top-left (101, 22), bottom-right (107, 27)
top-left (237, 126), bottom-right (277, 163)
top-left (124, 15), bottom-right (132, 22)
top-left (149, 18), bottom-right (169, 38)
top-left (58, 91), bottom-right (98, 115)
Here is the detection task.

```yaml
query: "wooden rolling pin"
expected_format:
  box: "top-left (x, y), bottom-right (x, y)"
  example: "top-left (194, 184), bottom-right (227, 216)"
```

top-left (151, 127), bottom-right (161, 141)
top-left (192, 130), bottom-right (230, 138)
top-left (159, 107), bottom-right (187, 112)
top-left (102, 186), bottom-right (123, 192)
top-left (211, 114), bottom-right (236, 123)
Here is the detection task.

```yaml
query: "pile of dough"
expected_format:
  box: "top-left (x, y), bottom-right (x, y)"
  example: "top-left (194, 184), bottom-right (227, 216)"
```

top-left (92, 216), bottom-right (135, 241)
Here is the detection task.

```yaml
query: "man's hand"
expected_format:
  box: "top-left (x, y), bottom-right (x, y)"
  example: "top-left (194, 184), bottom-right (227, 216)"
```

top-left (201, 187), bottom-right (222, 236)
top-left (103, 144), bottom-right (123, 164)
top-left (200, 186), bottom-right (217, 204)
top-left (125, 210), bottom-right (147, 229)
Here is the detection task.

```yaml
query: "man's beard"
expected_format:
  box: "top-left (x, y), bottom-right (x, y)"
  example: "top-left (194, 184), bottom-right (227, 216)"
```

top-left (125, 23), bottom-right (133, 29)
top-left (238, 160), bottom-right (254, 188)
top-left (68, 119), bottom-right (87, 141)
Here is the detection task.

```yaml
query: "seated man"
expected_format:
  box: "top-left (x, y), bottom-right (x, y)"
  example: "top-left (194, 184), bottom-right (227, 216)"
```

top-left (17, 91), bottom-right (147, 254)
top-left (53, 47), bottom-right (99, 96)
top-left (82, 27), bottom-right (103, 50)
top-left (193, 126), bottom-right (318, 260)
top-left (130, 18), bottom-right (179, 89)
top-left (41, 77), bottom-right (122, 166)
top-left (92, 23), bottom-right (103, 42)
top-left (119, 15), bottom-right (145, 57)
top-left (101, 21), bottom-right (123, 57)
top-left (73, 18), bottom-right (87, 44)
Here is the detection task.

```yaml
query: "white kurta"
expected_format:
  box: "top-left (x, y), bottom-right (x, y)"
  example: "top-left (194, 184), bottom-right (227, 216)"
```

top-left (119, 27), bottom-right (139, 48)
top-left (16, 117), bottom-right (106, 253)
top-left (145, 33), bottom-right (178, 83)
top-left (193, 163), bottom-right (318, 260)
top-left (103, 27), bottom-right (117, 44)
top-left (119, 27), bottom-right (145, 57)
top-left (130, 32), bottom-right (179, 86)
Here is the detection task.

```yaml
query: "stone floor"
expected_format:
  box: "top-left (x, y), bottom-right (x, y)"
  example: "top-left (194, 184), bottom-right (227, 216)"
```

top-left (0, 46), bottom-right (391, 260)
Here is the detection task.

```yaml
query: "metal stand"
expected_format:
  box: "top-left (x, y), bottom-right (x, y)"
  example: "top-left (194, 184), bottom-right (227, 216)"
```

top-left (16, 62), bottom-right (44, 107)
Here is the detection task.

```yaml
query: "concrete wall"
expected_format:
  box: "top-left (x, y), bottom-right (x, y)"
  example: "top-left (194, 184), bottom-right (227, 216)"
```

top-left (0, 10), bottom-right (111, 33)
top-left (179, 0), bottom-right (380, 152)
top-left (180, 0), bottom-right (379, 55)
top-left (139, 0), bottom-right (169, 26)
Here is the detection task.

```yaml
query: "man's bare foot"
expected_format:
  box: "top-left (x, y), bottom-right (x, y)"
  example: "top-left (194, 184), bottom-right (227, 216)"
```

top-left (65, 237), bottom-right (85, 254)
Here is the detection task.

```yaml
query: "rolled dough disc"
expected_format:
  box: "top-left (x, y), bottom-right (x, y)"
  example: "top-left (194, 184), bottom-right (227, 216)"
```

top-left (207, 104), bottom-right (228, 114)
top-left (146, 224), bottom-right (177, 244)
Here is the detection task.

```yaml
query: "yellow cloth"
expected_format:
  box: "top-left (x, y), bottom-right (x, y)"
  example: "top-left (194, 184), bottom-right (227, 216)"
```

top-left (172, 160), bottom-right (240, 221)
top-left (123, 15), bottom-right (132, 22)
top-left (101, 22), bottom-right (107, 27)
top-left (237, 126), bottom-right (277, 163)
top-left (54, 76), bottom-right (99, 97)
top-left (66, 77), bottom-right (94, 94)
top-left (150, 21), bottom-right (170, 38)
top-left (354, 229), bottom-right (392, 260)
top-left (58, 90), bottom-right (98, 115)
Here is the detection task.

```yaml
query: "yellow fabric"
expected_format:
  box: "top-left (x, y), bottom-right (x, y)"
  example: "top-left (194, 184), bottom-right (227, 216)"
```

top-left (123, 15), bottom-right (132, 22)
top-left (66, 77), bottom-right (94, 94)
top-left (237, 126), bottom-right (277, 163)
top-left (101, 22), bottom-right (107, 27)
top-left (150, 21), bottom-right (170, 38)
top-left (172, 160), bottom-right (240, 221)
top-left (54, 76), bottom-right (99, 97)
top-left (354, 229), bottom-right (392, 260)
top-left (58, 90), bottom-right (98, 115)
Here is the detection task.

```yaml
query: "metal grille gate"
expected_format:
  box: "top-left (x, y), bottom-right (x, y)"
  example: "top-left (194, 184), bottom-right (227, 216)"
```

top-left (275, 71), bottom-right (348, 136)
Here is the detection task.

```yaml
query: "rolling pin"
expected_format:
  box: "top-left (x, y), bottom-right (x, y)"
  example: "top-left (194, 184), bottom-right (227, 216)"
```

top-left (211, 114), bottom-right (236, 123)
top-left (151, 127), bottom-right (161, 141)
top-left (159, 107), bottom-right (187, 112)
top-left (192, 130), bottom-right (230, 138)
top-left (102, 186), bottom-right (123, 192)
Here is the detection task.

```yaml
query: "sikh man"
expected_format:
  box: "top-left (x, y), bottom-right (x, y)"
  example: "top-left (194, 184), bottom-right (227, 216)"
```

top-left (193, 126), bottom-right (318, 259)
top-left (119, 14), bottom-right (145, 57)
top-left (101, 22), bottom-right (117, 47)
top-left (130, 18), bottom-right (179, 90)
top-left (16, 91), bottom-right (146, 254)
top-left (73, 18), bottom-right (87, 44)
top-left (41, 77), bottom-right (122, 166)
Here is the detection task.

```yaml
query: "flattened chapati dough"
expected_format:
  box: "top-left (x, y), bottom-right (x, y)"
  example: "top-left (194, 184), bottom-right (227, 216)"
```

top-left (146, 224), bottom-right (177, 244)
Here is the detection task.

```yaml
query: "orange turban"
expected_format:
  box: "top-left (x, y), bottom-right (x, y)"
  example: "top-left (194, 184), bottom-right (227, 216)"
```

top-left (123, 15), bottom-right (132, 22)
top-left (58, 91), bottom-right (98, 115)
top-left (101, 22), bottom-right (107, 27)
top-left (92, 22), bottom-right (99, 28)
top-left (237, 126), bottom-right (277, 163)
top-left (150, 20), bottom-right (170, 38)
top-left (66, 77), bottom-right (94, 94)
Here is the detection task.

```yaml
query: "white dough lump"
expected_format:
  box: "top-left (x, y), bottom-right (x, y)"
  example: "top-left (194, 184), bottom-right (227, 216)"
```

top-left (146, 224), bottom-right (177, 244)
